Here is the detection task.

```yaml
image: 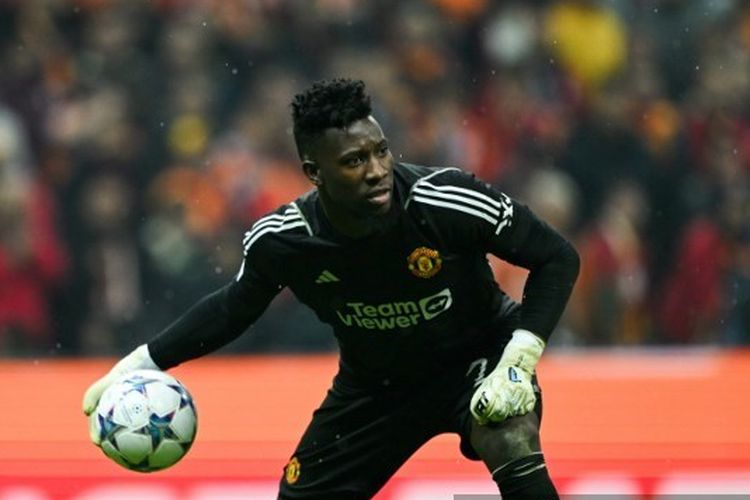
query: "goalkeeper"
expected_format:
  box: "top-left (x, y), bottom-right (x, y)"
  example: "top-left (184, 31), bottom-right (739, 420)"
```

top-left (83, 78), bottom-right (579, 500)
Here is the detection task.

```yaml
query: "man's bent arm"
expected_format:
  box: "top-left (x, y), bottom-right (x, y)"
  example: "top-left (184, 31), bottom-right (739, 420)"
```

top-left (485, 199), bottom-right (579, 342)
top-left (511, 212), bottom-right (580, 342)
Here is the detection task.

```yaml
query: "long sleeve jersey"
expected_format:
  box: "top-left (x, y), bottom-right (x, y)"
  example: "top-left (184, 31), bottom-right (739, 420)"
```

top-left (148, 163), bottom-right (579, 386)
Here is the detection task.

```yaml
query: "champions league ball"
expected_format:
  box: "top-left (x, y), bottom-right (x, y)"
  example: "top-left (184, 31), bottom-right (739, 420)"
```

top-left (92, 369), bottom-right (197, 472)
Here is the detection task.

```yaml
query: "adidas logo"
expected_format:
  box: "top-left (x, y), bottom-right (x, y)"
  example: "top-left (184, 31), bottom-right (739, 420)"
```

top-left (315, 270), bottom-right (340, 284)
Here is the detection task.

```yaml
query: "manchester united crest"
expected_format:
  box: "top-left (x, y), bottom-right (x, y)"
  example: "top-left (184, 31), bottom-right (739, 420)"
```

top-left (284, 456), bottom-right (301, 484)
top-left (407, 247), bottom-right (442, 279)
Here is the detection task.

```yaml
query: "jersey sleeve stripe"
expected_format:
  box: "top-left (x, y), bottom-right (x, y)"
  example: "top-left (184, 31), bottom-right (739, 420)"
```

top-left (411, 194), bottom-right (499, 225)
top-left (235, 260), bottom-right (246, 281)
top-left (243, 220), bottom-right (308, 254)
top-left (243, 214), bottom-right (302, 245)
top-left (418, 181), bottom-right (502, 209)
top-left (243, 217), bottom-right (302, 250)
top-left (249, 214), bottom-right (302, 235)
top-left (244, 210), bottom-right (297, 245)
top-left (413, 185), bottom-right (500, 217)
top-left (237, 207), bottom-right (308, 281)
top-left (289, 201), bottom-right (313, 236)
top-left (249, 208), bottom-right (297, 228)
top-left (418, 167), bottom-right (462, 183)
top-left (404, 167), bottom-right (461, 209)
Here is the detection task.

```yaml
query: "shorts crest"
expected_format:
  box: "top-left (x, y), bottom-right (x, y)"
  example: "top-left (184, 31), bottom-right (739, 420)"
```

top-left (284, 456), bottom-right (301, 484)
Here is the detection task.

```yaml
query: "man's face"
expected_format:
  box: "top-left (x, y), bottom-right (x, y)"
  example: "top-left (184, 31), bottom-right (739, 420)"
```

top-left (305, 116), bottom-right (394, 218)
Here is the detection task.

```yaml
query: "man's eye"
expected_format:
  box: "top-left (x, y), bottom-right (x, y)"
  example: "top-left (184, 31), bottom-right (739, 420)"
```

top-left (347, 156), bottom-right (364, 166)
top-left (377, 145), bottom-right (389, 157)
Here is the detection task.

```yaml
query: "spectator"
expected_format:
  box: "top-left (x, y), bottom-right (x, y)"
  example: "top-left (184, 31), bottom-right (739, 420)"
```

top-left (1, 0), bottom-right (750, 353)
top-left (0, 106), bottom-right (68, 354)
top-left (571, 182), bottom-right (650, 345)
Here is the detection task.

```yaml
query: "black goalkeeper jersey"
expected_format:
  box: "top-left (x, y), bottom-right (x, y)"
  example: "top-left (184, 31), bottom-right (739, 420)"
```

top-left (149, 163), bottom-right (579, 386)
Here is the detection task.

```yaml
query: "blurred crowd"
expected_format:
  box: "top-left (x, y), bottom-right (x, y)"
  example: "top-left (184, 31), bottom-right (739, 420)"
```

top-left (1, 0), bottom-right (749, 357)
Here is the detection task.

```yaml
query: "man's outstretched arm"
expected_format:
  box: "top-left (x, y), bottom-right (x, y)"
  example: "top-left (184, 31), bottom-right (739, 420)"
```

top-left (147, 279), bottom-right (275, 369)
top-left (82, 278), bottom-right (278, 418)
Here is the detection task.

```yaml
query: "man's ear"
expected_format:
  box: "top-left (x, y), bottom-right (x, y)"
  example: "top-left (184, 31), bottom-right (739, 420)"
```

top-left (302, 160), bottom-right (322, 186)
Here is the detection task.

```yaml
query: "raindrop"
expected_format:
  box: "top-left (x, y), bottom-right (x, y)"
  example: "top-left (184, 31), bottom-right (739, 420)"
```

top-left (695, 65), bottom-right (700, 71)
top-left (231, 68), bottom-right (238, 75)
top-left (202, 21), bottom-right (207, 27)
top-left (159, 122), bottom-right (165, 128)
top-left (653, 8), bottom-right (658, 13)
top-left (55, 343), bottom-right (62, 349)
top-left (214, 266), bottom-right (223, 274)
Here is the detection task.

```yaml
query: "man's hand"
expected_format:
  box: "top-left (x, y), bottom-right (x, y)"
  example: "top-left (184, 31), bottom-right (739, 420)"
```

top-left (470, 329), bottom-right (545, 425)
top-left (82, 345), bottom-right (160, 444)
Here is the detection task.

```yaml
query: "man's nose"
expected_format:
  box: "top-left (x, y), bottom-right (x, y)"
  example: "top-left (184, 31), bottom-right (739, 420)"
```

top-left (365, 155), bottom-right (388, 181)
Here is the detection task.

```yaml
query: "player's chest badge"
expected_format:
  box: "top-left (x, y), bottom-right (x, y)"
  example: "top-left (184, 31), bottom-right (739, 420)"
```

top-left (407, 246), bottom-right (442, 279)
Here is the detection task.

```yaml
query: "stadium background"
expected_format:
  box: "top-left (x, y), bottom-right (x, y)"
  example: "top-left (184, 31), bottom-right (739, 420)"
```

top-left (1, 0), bottom-right (749, 498)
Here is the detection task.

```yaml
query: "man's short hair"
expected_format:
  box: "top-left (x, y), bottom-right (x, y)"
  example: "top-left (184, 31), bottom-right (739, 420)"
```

top-left (291, 78), bottom-right (372, 159)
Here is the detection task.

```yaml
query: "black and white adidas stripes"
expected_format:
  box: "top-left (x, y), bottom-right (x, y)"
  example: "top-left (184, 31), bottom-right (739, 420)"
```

top-left (405, 168), bottom-right (514, 235)
top-left (236, 203), bottom-right (312, 281)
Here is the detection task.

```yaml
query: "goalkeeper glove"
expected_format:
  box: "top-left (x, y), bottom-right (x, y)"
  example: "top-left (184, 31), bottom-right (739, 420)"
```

top-left (82, 344), bottom-right (160, 444)
top-left (470, 329), bottom-right (545, 425)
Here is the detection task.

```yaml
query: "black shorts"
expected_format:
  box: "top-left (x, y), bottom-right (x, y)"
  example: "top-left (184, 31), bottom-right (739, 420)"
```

top-left (277, 330), bottom-right (543, 499)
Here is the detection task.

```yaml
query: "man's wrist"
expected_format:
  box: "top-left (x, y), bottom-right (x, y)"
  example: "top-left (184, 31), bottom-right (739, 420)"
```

top-left (119, 344), bottom-right (160, 372)
top-left (499, 329), bottom-right (545, 373)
